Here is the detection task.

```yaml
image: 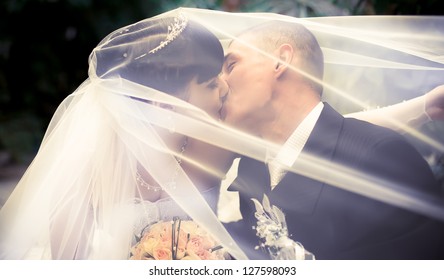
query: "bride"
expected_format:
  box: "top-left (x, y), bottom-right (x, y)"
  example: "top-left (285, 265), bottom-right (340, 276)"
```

top-left (0, 8), bottom-right (443, 260)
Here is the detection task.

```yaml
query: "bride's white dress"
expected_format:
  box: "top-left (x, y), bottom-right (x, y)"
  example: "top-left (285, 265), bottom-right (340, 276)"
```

top-left (87, 186), bottom-right (222, 259)
top-left (132, 187), bottom-right (220, 239)
top-left (22, 187), bottom-right (220, 260)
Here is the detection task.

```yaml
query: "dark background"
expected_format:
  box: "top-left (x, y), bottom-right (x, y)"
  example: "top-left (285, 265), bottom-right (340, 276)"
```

top-left (1, 0), bottom-right (444, 165)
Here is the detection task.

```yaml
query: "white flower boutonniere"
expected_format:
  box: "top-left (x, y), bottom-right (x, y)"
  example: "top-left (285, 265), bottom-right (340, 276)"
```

top-left (251, 194), bottom-right (315, 260)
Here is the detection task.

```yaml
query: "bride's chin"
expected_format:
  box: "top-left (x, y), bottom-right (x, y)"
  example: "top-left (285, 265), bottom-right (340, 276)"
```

top-left (218, 106), bottom-right (227, 122)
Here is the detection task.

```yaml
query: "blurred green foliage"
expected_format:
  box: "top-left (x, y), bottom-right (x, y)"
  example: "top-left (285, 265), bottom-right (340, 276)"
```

top-left (0, 0), bottom-right (443, 164)
top-left (0, 0), bottom-right (164, 163)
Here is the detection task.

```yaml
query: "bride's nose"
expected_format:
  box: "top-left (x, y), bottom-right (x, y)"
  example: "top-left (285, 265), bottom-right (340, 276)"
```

top-left (219, 71), bottom-right (227, 82)
top-left (218, 77), bottom-right (229, 101)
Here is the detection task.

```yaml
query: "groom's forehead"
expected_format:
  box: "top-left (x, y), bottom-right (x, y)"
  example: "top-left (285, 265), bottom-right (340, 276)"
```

top-left (227, 37), bottom-right (254, 53)
top-left (223, 44), bottom-right (250, 62)
top-left (226, 38), bottom-right (263, 59)
top-left (223, 33), bottom-right (265, 65)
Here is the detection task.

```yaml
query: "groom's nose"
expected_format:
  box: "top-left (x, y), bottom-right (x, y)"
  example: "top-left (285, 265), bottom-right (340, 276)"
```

top-left (219, 71), bottom-right (228, 83)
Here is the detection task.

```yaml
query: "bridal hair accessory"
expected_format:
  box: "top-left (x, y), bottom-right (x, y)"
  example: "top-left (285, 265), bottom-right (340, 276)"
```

top-left (136, 136), bottom-right (189, 192)
top-left (252, 195), bottom-right (315, 260)
top-left (148, 12), bottom-right (188, 54)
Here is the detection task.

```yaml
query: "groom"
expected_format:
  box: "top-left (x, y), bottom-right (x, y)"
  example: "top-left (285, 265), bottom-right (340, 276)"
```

top-left (221, 21), bottom-right (444, 259)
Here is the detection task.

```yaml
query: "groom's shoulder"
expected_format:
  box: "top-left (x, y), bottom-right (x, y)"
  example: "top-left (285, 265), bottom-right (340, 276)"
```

top-left (338, 117), bottom-right (439, 190)
top-left (342, 116), bottom-right (436, 172)
top-left (317, 103), bottom-right (415, 156)
top-left (337, 116), bottom-right (428, 165)
top-left (321, 103), bottom-right (403, 141)
top-left (341, 114), bottom-right (406, 142)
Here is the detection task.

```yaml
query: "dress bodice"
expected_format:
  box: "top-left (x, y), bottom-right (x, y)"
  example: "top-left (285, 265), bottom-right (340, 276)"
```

top-left (132, 186), bottom-right (220, 238)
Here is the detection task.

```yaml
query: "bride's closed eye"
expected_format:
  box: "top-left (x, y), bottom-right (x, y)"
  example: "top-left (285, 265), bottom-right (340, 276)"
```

top-left (206, 78), bottom-right (219, 90)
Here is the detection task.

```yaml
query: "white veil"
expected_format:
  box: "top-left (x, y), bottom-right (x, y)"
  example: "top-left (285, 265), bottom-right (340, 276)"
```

top-left (0, 8), bottom-right (443, 260)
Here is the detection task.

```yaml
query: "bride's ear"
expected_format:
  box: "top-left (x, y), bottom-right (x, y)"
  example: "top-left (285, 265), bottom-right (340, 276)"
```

top-left (274, 44), bottom-right (293, 78)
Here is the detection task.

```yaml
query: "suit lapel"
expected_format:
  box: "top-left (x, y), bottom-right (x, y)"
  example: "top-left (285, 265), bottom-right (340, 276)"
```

top-left (270, 103), bottom-right (344, 215)
top-left (229, 156), bottom-right (269, 201)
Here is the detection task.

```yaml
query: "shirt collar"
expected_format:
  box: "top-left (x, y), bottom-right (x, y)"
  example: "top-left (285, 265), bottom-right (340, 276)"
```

top-left (268, 102), bottom-right (324, 189)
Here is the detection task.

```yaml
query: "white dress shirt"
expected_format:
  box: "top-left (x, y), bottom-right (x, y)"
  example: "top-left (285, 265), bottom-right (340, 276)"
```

top-left (267, 102), bottom-right (324, 190)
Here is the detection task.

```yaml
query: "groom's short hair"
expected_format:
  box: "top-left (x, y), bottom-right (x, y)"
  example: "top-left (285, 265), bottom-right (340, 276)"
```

top-left (238, 20), bottom-right (324, 96)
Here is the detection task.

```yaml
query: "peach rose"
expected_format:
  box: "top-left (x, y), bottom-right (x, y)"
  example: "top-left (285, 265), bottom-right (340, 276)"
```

top-left (180, 221), bottom-right (199, 235)
top-left (130, 245), bottom-right (144, 260)
top-left (176, 230), bottom-right (189, 249)
top-left (130, 244), bottom-right (154, 260)
top-left (184, 250), bottom-right (202, 260)
top-left (181, 255), bottom-right (200, 260)
top-left (141, 237), bottom-right (159, 256)
top-left (174, 247), bottom-right (186, 260)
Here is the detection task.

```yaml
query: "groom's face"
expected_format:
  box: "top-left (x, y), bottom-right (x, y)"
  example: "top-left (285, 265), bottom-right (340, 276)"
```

top-left (220, 34), bottom-right (276, 133)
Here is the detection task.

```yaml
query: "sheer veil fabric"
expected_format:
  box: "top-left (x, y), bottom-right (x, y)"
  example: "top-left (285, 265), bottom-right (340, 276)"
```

top-left (0, 8), bottom-right (443, 259)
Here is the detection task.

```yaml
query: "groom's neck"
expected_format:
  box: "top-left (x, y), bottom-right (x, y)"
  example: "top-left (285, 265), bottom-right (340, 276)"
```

top-left (260, 91), bottom-right (320, 145)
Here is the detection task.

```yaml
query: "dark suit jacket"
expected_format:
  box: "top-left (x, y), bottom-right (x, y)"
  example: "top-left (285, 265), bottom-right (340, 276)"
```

top-left (227, 103), bottom-right (444, 260)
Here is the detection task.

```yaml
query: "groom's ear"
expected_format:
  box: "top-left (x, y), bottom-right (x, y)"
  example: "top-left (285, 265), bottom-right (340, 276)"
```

top-left (274, 44), bottom-right (293, 78)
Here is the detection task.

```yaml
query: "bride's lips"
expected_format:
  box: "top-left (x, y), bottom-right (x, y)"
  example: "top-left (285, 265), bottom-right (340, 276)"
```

top-left (218, 90), bottom-right (229, 121)
top-left (218, 103), bottom-right (226, 121)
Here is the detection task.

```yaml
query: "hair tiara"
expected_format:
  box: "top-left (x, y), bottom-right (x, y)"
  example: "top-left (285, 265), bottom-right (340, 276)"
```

top-left (148, 12), bottom-right (188, 54)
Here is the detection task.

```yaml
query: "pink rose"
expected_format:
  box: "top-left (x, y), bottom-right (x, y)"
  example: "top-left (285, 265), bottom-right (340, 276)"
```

top-left (187, 236), bottom-right (205, 255)
top-left (152, 245), bottom-right (172, 260)
top-left (196, 249), bottom-right (216, 260)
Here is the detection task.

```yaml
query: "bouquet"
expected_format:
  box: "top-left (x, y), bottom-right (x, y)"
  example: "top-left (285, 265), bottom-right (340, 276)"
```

top-left (129, 217), bottom-right (228, 260)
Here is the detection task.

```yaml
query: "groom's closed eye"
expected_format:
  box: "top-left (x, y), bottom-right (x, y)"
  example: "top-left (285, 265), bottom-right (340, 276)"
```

top-left (223, 54), bottom-right (237, 74)
top-left (226, 61), bottom-right (236, 73)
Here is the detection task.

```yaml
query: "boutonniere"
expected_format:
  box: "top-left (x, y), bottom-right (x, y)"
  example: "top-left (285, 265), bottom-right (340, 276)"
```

top-left (251, 194), bottom-right (315, 260)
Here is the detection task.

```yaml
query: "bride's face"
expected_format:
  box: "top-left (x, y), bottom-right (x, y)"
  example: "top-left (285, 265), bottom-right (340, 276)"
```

top-left (185, 75), bottom-right (229, 120)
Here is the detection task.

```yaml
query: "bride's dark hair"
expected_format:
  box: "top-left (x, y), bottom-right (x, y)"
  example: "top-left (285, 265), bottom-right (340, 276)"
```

top-left (94, 16), bottom-right (224, 96)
